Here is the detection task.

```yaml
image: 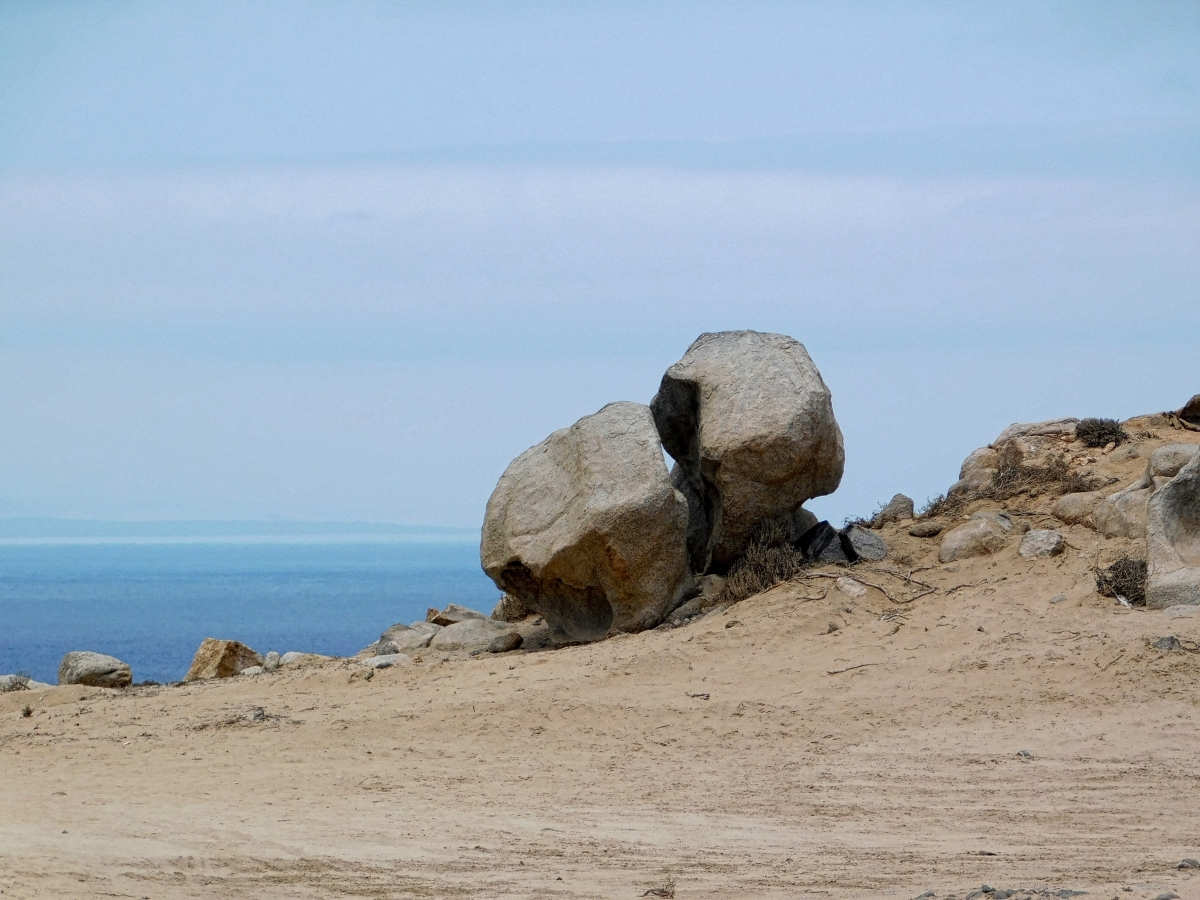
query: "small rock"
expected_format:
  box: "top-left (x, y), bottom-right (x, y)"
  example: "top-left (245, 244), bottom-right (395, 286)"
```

top-left (1162, 605), bottom-right (1197, 618)
top-left (938, 513), bottom-right (1011, 563)
top-left (0, 674), bottom-right (52, 691)
top-left (1051, 491), bottom-right (1105, 525)
top-left (1152, 893), bottom-right (1179, 900)
top-left (836, 576), bottom-right (868, 599)
top-left (908, 521), bottom-right (943, 538)
top-left (1016, 749), bottom-right (1033, 760)
top-left (239, 666), bottom-right (263, 676)
top-left (1051, 593), bottom-right (1068, 604)
top-left (185, 639), bottom-right (263, 681)
top-left (57, 651), bottom-right (133, 688)
top-left (359, 639), bottom-right (401, 658)
top-left (1152, 635), bottom-right (1182, 652)
top-left (1178, 858), bottom-right (1200, 868)
top-left (262, 651), bottom-right (281, 672)
top-left (845, 525), bottom-right (888, 561)
top-left (487, 632), bottom-right (524, 653)
top-left (490, 593), bottom-right (533, 622)
top-left (278, 651), bottom-right (335, 667)
top-left (1019, 529), bottom-right (1065, 560)
top-left (871, 493), bottom-right (915, 527)
top-left (362, 653), bottom-right (409, 669)
top-left (426, 604), bottom-right (487, 627)
top-left (430, 618), bottom-right (523, 653)
top-left (248, 707), bottom-right (266, 722)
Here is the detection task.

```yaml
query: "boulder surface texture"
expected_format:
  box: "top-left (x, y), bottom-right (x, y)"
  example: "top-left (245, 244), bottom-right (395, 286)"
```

top-left (481, 401), bottom-right (692, 644)
top-left (185, 639), bottom-right (263, 681)
top-left (939, 511), bottom-right (1014, 563)
top-left (429, 618), bottom-right (523, 653)
top-left (1146, 450), bottom-right (1200, 608)
top-left (57, 651), bottom-right (132, 688)
top-left (650, 331), bottom-right (844, 573)
top-left (1093, 487), bottom-right (1150, 539)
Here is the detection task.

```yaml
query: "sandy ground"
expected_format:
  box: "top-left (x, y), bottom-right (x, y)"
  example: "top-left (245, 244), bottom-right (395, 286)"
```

top-left (2, 420), bottom-right (1199, 899)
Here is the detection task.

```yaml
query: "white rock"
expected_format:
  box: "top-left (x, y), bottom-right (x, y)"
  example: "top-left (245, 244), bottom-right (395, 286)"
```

top-left (1019, 529), bottom-right (1066, 560)
top-left (240, 666), bottom-right (263, 676)
top-left (836, 577), bottom-right (868, 599)
top-left (361, 654), bottom-right (410, 668)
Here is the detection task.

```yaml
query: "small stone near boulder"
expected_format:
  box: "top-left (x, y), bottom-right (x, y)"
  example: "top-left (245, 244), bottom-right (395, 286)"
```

top-left (938, 511), bottom-right (1013, 564)
top-left (240, 666), bottom-right (263, 676)
top-left (836, 576), bottom-right (868, 599)
top-left (361, 653), bottom-right (409, 669)
top-left (377, 623), bottom-right (436, 654)
top-left (487, 632), bottom-right (524, 653)
top-left (491, 593), bottom-right (533, 622)
top-left (908, 521), bottom-right (943, 538)
top-left (798, 522), bottom-right (886, 564)
top-left (1019, 529), bottom-right (1065, 560)
top-left (1145, 450), bottom-right (1200, 608)
top-left (426, 604), bottom-right (486, 627)
top-left (1152, 635), bottom-right (1182, 652)
top-left (359, 639), bottom-right (401, 658)
top-left (1051, 491), bottom-right (1105, 525)
top-left (262, 651), bottom-right (280, 673)
top-left (278, 651), bottom-right (334, 667)
top-left (185, 639), bottom-right (263, 681)
top-left (57, 651), bottom-right (132, 688)
top-left (870, 494), bottom-right (914, 527)
top-left (429, 618), bottom-right (523, 654)
top-left (1093, 486), bottom-right (1150, 539)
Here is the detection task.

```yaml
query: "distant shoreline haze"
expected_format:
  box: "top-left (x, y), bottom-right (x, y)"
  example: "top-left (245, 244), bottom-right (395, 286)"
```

top-left (0, 518), bottom-right (479, 544)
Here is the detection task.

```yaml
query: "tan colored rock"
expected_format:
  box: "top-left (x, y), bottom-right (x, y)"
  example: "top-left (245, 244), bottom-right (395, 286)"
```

top-left (938, 511), bottom-right (1013, 563)
top-left (185, 639), bottom-right (264, 681)
top-left (1093, 487), bottom-right (1150, 539)
top-left (429, 618), bottom-right (522, 653)
top-left (426, 604), bottom-right (486, 627)
top-left (959, 447), bottom-right (999, 480)
top-left (1019, 529), bottom-right (1065, 559)
top-left (870, 493), bottom-right (914, 527)
top-left (1052, 491), bottom-right (1105, 525)
top-left (992, 417), bottom-right (1079, 445)
top-left (378, 623), bottom-right (437, 654)
top-left (482, 401), bottom-right (692, 643)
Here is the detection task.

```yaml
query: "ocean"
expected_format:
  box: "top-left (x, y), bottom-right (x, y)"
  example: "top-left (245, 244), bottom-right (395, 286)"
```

top-left (0, 539), bottom-right (498, 685)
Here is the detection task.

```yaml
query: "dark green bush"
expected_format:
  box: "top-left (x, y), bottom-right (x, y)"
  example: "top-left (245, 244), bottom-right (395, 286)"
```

top-left (1076, 418), bottom-right (1128, 448)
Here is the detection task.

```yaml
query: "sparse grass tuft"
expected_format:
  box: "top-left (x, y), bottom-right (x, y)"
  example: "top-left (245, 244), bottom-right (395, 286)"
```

top-left (1, 672), bottom-right (31, 693)
top-left (1076, 417), bottom-right (1128, 448)
top-left (1095, 556), bottom-right (1147, 606)
top-left (641, 876), bottom-right (677, 898)
top-left (716, 522), bottom-right (809, 605)
top-left (21, 705), bottom-right (33, 718)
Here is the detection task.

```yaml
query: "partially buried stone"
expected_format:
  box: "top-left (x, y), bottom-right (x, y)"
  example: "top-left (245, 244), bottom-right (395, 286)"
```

top-left (262, 651), bottom-right (280, 672)
top-left (1179, 858), bottom-right (1200, 869)
top-left (938, 512), bottom-right (1013, 564)
top-left (1152, 635), bottom-right (1182, 651)
top-left (908, 521), bottom-right (943, 538)
top-left (1019, 529), bottom-right (1065, 560)
top-left (487, 631), bottom-right (523, 653)
top-left (846, 525), bottom-right (887, 561)
top-left (870, 493), bottom-right (914, 527)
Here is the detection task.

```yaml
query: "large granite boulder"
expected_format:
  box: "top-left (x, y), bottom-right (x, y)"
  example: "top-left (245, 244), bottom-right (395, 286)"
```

top-left (481, 401), bottom-right (692, 644)
top-left (57, 651), bottom-right (132, 688)
top-left (1146, 451), bottom-right (1200, 608)
top-left (650, 331), bottom-right (844, 573)
top-left (185, 639), bottom-right (263, 681)
top-left (1052, 491), bottom-right (1105, 525)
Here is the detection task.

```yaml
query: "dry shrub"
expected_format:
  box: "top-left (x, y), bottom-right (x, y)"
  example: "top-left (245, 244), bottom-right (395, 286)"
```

top-left (918, 441), bottom-right (1103, 520)
top-left (1076, 417), bottom-right (1128, 448)
top-left (716, 521), bottom-right (809, 605)
top-left (1, 672), bottom-right (31, 693)
top-left (641, 876), bottom-right (677, 899)
top-left (1095, 556), bottom-right (1147, 605)
top-left (21, 705), bottom-right (33, 718)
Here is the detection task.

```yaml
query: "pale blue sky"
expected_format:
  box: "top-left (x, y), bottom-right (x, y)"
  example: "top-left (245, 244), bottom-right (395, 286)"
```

top-left (1, 1), bottom-right (1198, 526)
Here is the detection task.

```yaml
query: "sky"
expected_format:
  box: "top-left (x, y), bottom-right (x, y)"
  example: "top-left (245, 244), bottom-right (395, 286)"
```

top-left (1, 1), bottom-right (1198, 528)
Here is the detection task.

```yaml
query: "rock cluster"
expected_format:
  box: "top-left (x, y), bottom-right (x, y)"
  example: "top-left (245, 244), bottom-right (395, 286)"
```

top-left (481, 331), bottom-right (849, 644)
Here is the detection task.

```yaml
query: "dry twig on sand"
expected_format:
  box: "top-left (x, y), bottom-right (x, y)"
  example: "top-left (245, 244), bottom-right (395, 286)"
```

top-left (826, 663), bottom-right (881, 675)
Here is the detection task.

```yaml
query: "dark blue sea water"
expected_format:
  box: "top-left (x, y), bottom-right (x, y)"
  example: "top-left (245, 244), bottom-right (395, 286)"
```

top-left (0, 540), bottom-right (498, 685)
